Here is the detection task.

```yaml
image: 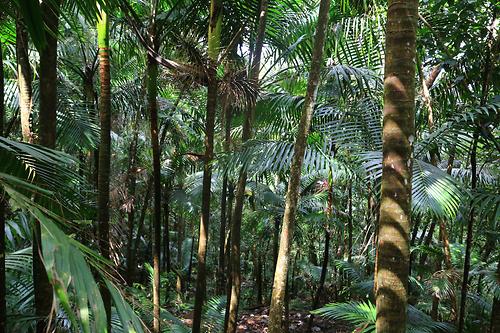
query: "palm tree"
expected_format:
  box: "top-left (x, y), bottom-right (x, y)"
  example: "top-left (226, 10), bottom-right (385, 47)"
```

top-left (375, 0), bottom-right (418, 331)
top-left (96, 6), bottom-right (112, 331)
top-left (226, 0), bottom-right (269, 331)
top-left (192, 1), bottom-right (223, 332)
top-left (268, 0), bottom-right (331, 331)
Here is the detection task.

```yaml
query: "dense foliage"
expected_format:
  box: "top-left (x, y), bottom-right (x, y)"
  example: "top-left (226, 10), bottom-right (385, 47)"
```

top-left (0, 0), bottom-right (498, 332)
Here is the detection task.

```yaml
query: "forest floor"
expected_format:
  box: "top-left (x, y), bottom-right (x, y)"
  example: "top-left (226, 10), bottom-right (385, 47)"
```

top-left (182, 306), bottom-right (351, 332)
top-left (236, 307), bottom-right (351, 332)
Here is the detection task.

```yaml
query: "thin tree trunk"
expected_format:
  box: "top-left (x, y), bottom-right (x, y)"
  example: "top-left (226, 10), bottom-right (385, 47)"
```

top-left (148, 48), bottom-right (162, 332)
top-left (16, 19), bottom-right (33, 143)
top-left (226, 1), bottom-right (268, 331)
top-left (217, 101), bottom-right (232, 294)
top-left (375, 0), bottom-right (417, 331)
top-left (347, 181), bottom-right (353, 263)
top-left (176, 212), bottom-right (184, 301)
top-left (419, 220), bottom-right (436, 267)
top-left (187, 228), bottom-right (196, 293)
top-left (268, 1), bottom-right (331, 331)
top-left (457, 136), bottom-right (478, 333)
top-left (0, 39), bottom-right (7, 333)
top-left (192, 1), bottom-right (222, 331)
top-left (458, 8), bottom-right (496, 331)
top-left (97, 8), bottom-right (112, 330)
top-left (256, 253), bottom-right (263, 305)
top-left (35, 1), bottom-right (61, 331)
top-left (308, 227), bottom-right (330, 331)
top-left (129, 179), bottom-right (153, 282)
top-left (126, 130), bottom-right (139, 285)
top-left (163, 184), bottom-right (171, 273)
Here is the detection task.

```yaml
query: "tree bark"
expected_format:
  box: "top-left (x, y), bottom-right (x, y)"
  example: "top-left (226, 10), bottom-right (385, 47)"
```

top-left (268, 1), bottom-right (330, 331)
top-left (16, 19), bottom-right (33, 143)
top-left (35, 1), bottom-right (61, 331)
top-left (97, 8), bottom-right (112, 330)
top-left (192, 1), bottom-right (222, 331)
top-left (375, 0), bottom-right (417, 331)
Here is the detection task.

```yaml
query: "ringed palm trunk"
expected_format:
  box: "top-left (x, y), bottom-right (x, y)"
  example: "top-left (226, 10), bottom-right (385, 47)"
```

top-left (192, 1), bottom-right (222, 331)
top-left (97, 8), bottom-right (112, 331)
top-left (268, 1), bottom-right (331, 331)
top-left (375, 0), bottom-right (417, 331)
top-left (35, 1), bottom-right (61, 331)
top-left (0, 38), bottom-right (6, 333)
top-left (225, 1), bottom-right (268, 332)
top-left (16, 19), bottom-right (33, 143)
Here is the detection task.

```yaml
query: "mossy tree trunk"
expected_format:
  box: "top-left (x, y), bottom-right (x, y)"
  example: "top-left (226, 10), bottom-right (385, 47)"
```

top-left (268, 1), bottom-right (331, 331)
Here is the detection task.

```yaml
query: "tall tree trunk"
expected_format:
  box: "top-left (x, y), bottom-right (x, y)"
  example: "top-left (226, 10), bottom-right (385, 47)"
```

top-left (226, 1), bottom-right (268, 331)
top-left (147, 4), bottom-right (162, 327)
top-left (375, 0), bottom-right (417, 331)
top-left (97, 8), bottom-right (112, 330)
top-left (458, 8), bottom-right (496, 332)
top-left (35, 1), bottom-right (61, 331)
top-left (148, 52), bottom-right (162, 333)
top-left (217, 101), bottom-right (232, 294)
top-left (0, 39), bottom-right (7, 333)
top-left (192, 1), bottom-right (222, 331)
top-left (268, 1), bottom-right (330, 331)
top-left (16, 19), bottom-right (33, 143)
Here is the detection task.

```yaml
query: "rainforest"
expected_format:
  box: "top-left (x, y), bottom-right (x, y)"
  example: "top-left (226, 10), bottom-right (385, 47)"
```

top-left (0, 0), bottom-right (499, 332)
